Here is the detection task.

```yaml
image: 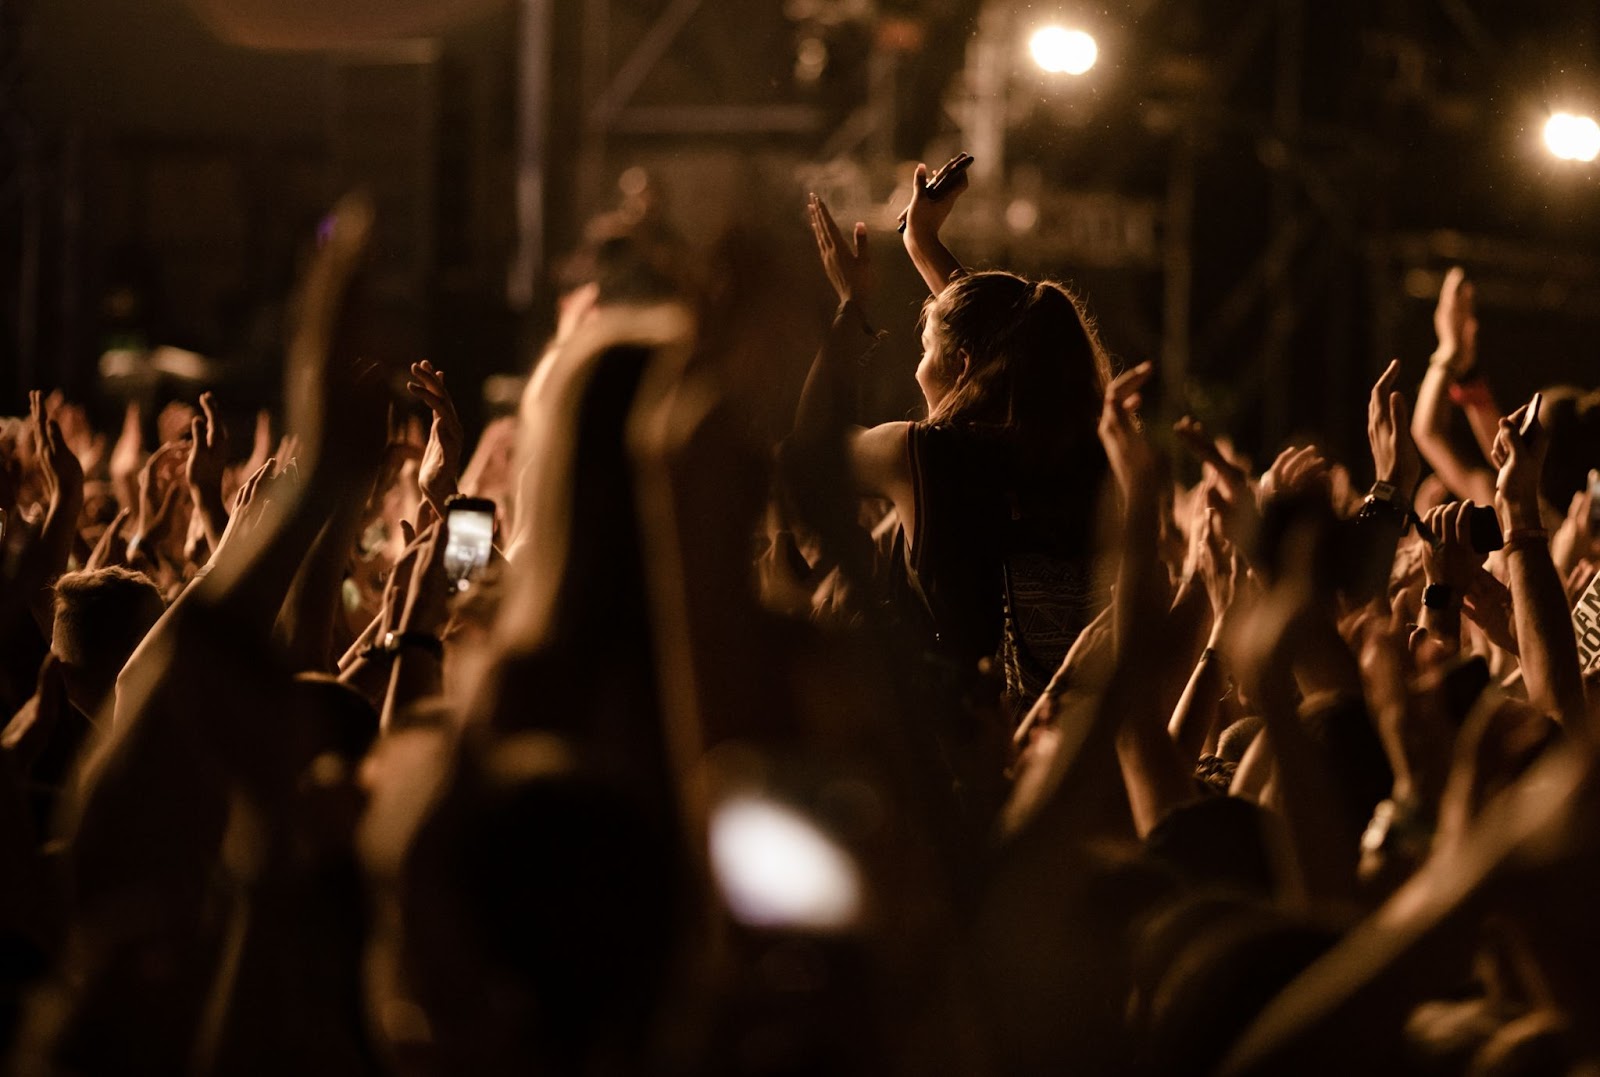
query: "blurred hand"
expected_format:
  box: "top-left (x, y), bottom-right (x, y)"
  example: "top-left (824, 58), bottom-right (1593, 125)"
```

top-left (45, 391), bottom-right (106, 477)
top-left (129, 441), bottom-right (189, 561)
top-left (29, 390), bottom-right (84, 511)
top-left (1491, 396), bottom-right (1547, 532)
top-left (210, 456), bottom-right (286, 561)
top-left (109, 401), bottom-right (144, 512)
top-left (808, 194), bottom-right (871, 305)
top-left (1197, 507), bottom-right (1243, 636)
top-left (898, 153), bottom-right (971, 247)
top-left (1174, 414), bottom-right (1260, 551)
top-left (408, 360), bottom-right (463, 514)
top-left (1259, 444), bottom-right (1330, 505)
top-left (1432, 266), bottom-right (1478, 374)
top-left (1097, 362), bottom-right (1157, 502)
top-left (1368, 359), bottom-right (1420, 495)
top-left (185, 391), bottom-right (230, 497)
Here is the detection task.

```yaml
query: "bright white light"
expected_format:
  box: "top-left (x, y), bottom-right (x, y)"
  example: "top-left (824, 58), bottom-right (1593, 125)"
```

top-left (1544, 112), bottom-right (1600, 162)
top-left (709, 795), bottom-right (862, 931)
top-left (1030, 26), bottom-right (1097, 76)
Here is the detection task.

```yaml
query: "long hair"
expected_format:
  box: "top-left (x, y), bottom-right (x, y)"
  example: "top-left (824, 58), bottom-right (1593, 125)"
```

top-left (923, 271), bottom-right (1112, 455)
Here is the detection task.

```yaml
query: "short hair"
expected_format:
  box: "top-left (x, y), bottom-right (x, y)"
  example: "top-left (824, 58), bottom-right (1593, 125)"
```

top-left (52, 567), bottom-right (165, 677)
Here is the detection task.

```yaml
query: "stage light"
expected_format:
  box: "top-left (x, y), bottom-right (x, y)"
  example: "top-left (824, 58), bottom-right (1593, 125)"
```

top-left (1544, 112), bottom-right (1600, 162)
top-left (1030, 26), bottom-right (1097, 76)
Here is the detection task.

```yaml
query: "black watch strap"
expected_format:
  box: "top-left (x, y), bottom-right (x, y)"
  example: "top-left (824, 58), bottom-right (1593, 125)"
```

top-left (383, 630), bottom-right (444, 660)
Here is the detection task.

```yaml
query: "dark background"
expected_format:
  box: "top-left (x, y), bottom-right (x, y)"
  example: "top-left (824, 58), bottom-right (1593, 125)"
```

top-left (4, 0), bottom-right (1599, 460)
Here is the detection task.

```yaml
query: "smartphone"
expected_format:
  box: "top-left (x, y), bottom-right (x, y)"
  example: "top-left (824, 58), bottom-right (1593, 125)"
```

top-left (898, 153), bottom-right (974, 233)
top-left (1519, 391), bottom-right (1542, 437)
top-left (1466, 503), bottom-right (1504, 554)
top-left (925, 153), bottom-right (974, 201)
top-left (442, 495), bottom-right (496, 592)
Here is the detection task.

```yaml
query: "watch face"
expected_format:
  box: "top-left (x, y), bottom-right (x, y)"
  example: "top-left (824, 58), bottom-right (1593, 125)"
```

top-left (1370, 481), bottom-right (1398, 502)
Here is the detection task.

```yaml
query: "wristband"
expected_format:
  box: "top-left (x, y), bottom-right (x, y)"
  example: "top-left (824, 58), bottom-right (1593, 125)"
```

top-left (1504, 528), bottom-right (1548, 552)
top-left (1447, 378), bottom-right (1495, 409)
top-left (382, 630), bottom-right (444, 660)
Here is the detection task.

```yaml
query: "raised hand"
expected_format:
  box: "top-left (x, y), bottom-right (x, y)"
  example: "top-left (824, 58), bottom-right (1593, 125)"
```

top-left (128, 441), bottom-right (189, 567)
top-left (1417, 501), bottom-right (1489, 590)
top-left (1196, 506), bottom-right (1244, 638)
top-left (1098, 362), bottom-right (1156, 502)
top-left (85, 506), bottom-right (133, 571)
top-left (407, 360), bottom-right (463, 514)
top-left (1492, 395), bottom-right (1547, 533)
top-left (807, 193), bottom-right (871, 305)
top-left (45, 391), bottom-right (106, 477)
top-left (185, 391), bottom-right (231, 551)
top-left (1174, 414), bottom-right (1260, 551)
top-left (29, 389), bottom-right (84, 512)
top-left (898, 152), bottom-right (971, 244)
top-left (1260, 444), bottom-right (1330, 504)
top-left (1432, 265), bottom-right (1478, 375)
top-left (109, 400), bottom-right (145, 513)
top-left (1368, 358), bottom-right (1420, 496)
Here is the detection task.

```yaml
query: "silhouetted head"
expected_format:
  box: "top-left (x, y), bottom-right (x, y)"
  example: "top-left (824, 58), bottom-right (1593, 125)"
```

top-left (51, 567), bottom-right (165, 716)
top-left (917, 271), bottom-right (1112, 453)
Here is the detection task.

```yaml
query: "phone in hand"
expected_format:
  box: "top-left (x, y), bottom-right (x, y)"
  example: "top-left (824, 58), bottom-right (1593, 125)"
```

top-left (1466, 503), bottom-right (1504, 554)
top-left (924, 153), bottom-right (974, 201)
top-left (898, 153), bottom-right (974, 233)
top-left (442, 495), bottom-right (495, 592)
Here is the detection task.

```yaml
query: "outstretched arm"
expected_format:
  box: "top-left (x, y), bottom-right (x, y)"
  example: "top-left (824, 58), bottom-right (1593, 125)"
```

top-left (17, 391), bottom-right (85, 635)
top-left (1493, 398), bottom-right (1587, 729)
top-left (899, 154), bottom-right (971, 295)
top-left (1411, 268), bottom-right (1496, 504)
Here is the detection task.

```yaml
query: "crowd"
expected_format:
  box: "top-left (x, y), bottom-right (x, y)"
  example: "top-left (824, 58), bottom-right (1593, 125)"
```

top-left (1, 155), bottom-right (1600, 1076)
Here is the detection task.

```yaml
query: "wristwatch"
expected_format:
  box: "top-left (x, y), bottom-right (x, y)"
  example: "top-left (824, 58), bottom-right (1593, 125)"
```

top-left (381, 630), bottom-right (444, 660)
top-left (1422, 582), bottom-right (1461, 612)
top-left (1358, 481), bottom-right (1411, 530)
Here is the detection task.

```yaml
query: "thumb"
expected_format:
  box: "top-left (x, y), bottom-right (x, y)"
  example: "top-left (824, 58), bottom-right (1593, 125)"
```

top-left (853, 221), bottom-right (868, 258)
top-left (913, 162), bottom-right (929, 193)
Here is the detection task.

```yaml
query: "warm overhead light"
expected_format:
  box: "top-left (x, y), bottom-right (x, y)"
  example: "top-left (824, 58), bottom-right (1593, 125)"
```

top-left (1030, 26), bottom-right (1097, 76)
top-left (1544, 111), bottom-right (1600, 162)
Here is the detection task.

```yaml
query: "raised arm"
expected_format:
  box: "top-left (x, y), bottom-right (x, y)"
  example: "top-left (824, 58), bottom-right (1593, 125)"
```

top-left (17, 391), bottom-right (85, 634)
top-left (1099, 363), bottom-right (1197, 836)
top-left (1411, 267), bottom-right (1497, 504)
top-left (183, 391), bottom-right (231, 553)
top-left (1492, 397), bottom-right (1587, 729)
top-left (898, 154), bottom-right (970, 295)
top-left (409, 359), bottom-right (464, 517)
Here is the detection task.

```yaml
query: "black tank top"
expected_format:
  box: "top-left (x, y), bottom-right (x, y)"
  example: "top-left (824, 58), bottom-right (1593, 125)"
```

top-left (889, 422), bottom-right (1110, 710)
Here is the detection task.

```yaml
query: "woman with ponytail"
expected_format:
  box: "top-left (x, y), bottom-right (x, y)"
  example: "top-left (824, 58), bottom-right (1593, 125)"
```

top-left (794, 159), bottom-right (1114, 715)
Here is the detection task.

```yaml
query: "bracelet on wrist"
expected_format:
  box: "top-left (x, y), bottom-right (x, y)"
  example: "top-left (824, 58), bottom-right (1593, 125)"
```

top-left (1447, 377), bottom-right (1494, 409)
top-left (1504, 527), bottom-right (1549, 552)
top-left (382, 629), bottom-right (444, 660)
